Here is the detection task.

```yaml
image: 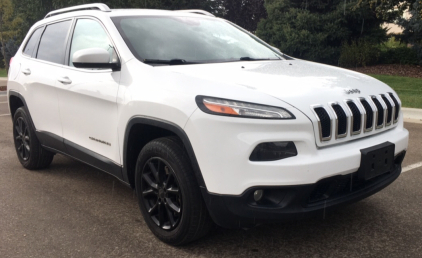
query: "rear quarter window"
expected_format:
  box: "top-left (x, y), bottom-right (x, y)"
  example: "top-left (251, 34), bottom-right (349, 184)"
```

top-left (37, 20), bottom-right (72, 64)
top-left (22, 27), bottom-right (43, 57)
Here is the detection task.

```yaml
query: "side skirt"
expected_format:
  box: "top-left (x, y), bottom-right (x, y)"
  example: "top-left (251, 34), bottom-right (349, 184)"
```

top-left (36, 131), bottom-right (129, 187)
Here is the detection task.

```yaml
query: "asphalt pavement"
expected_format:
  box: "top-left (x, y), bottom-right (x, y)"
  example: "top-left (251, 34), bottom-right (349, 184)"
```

top-left (1, 98), bottom-right (422, 258)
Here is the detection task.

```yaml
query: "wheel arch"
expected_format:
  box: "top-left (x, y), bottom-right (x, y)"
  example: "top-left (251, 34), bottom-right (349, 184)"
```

top-left (123, 117), bottom-right (207, 191)
top-left (8, 91), bottom-right (36, 130)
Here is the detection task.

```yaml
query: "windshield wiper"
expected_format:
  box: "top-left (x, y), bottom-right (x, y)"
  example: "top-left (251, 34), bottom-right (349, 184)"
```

top-left (143, 59), bottom-right (196, 65)
top-left (239, 57), bottom-right (281, 61)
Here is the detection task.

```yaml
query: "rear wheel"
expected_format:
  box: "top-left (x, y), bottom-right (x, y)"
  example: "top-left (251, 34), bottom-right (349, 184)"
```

top-left (13, 107), bottom-right (54, 169)
top-left (135, 137), bottom-right (212, 245)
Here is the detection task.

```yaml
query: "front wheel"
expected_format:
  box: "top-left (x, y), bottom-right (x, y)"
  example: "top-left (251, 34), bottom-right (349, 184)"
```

top-left (135, 137), bottom-right (212, 245)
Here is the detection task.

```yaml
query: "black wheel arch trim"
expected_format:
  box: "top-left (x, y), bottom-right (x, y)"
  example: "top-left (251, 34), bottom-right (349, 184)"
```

top-left (8, 91), bottom-right (36, 130)
top-left (123, 116), bottom-right (207, 190)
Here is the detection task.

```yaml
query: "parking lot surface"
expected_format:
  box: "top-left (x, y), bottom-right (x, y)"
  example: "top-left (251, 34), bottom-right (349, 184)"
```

top-left (1, 98), bottom-right (422, 257)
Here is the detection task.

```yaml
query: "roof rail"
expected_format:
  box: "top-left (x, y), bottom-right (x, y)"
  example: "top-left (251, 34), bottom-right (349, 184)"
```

top-left (45, 3), bottom-right (111, 19)
top-left (175, 10), bottom-right (215, 17)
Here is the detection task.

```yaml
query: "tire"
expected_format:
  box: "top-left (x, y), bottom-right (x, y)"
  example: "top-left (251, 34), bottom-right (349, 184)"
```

top-left (13, 107), bottom-right (54, 170)
top-left (135, 136), bottom-right (212, 245)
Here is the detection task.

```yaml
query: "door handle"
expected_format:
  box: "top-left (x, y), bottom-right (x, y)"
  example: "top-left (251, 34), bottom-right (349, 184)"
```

top-left (22, 68), bottom-right (31, 75)
top-left (58, 76), bottom-right (72, 85)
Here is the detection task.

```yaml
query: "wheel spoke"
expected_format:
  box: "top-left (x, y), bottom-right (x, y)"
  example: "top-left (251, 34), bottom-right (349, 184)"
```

top-left (164, 203), bottom-right (176, 227)
top-left (148, 202), bottom-right (158, 214)
top-left (23, 145), bottom-right (28, 159)
top-left (15, 135), bottom-right (22, 141)
top-left (142, 173), bottom-right (158, 189)
top-left (148, 162), bottom-right (160, 183)
top-left (164, 173), bottom-right (173, 187)
top-left (165, 198), bottom-right (181, 213)
top-left (166, 186), bottom-right (179, 195)
top-left (142, 188), bottom-right (155, 196)
top-left (15, 125), bottom-right (21, 135)
top-left (18, 119), bottom-right (23, 135)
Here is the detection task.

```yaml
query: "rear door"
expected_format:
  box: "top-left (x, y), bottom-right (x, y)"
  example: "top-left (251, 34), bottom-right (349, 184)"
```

top-left (56, 18), bottom-right (121, 168)
top-left (21, 20), bottom-right (73, 144)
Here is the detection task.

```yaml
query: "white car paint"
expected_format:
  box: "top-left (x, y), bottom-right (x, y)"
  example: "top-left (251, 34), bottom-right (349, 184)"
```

top-left (8, 8), bottom-right (408, 196)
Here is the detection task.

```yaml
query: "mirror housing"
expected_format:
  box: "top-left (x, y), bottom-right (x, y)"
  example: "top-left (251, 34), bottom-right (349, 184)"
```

top-left (73, 48), bottom-right (120, 71)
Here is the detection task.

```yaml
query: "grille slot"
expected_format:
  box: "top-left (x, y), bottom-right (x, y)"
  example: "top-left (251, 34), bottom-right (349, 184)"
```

top-left (360, 99), bottom-right (373, 131)
top-left (314, 107), bottom-right (331, 141)
top-left (381, 95), bottom-right (393, 125)
top-left (389, 93), bottom-right (400, 122)
top-left (346, 101), bottom-right (362, 134)
top-left (371, 97), bottom-right (384, 128)
top-left (331, 104), bottom-right (347, 137)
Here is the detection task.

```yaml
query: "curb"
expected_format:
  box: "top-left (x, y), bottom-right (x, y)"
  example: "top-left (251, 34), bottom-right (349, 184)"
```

top-left (403, 107), bottom-right (422, 124)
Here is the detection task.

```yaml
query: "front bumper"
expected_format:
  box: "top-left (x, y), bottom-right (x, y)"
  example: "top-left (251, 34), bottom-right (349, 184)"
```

top-left (202, 151), bottom-right (405, 229)
top-left (185, 108), bottom-right (409, 195)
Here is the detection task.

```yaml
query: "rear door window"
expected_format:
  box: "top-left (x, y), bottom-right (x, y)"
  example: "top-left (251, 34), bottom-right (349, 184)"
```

top-left (37, 20), bottom-right (72, 64)
top-left (23, 27), bottom-right (43, 57)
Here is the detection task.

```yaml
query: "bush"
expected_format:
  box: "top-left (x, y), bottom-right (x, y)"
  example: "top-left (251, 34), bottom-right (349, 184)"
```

top-left (378, 46), bottom-right (419, 65)
top-left (339, 40), bottom-right (380, 67)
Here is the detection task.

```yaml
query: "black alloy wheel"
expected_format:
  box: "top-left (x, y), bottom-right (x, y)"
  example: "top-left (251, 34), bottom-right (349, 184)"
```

top-left (135, 137), bottom-right (212, 245)
top-left (141, 157), bottom-right (182, 230)
top-left (12, 107), bottom-right (54, 169)
top-left (14, 117), bottom-right (31, 161)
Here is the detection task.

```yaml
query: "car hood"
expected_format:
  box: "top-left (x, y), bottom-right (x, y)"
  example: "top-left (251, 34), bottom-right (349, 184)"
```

top-left (155, 59), bottom-right (399, 147)
top-left (158, 59), bottom-right (392, 114)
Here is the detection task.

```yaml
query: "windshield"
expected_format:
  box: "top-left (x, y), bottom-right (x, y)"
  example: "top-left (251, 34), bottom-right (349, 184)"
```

top-left (112, 16), bottom-right (283, 65)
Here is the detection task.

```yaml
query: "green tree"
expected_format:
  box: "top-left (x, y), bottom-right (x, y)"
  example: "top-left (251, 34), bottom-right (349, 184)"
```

top-left (0, 0), bottom-right (22, 70)
top-left (357, 0), bottom-right (419, 20)
top-left (396, 1), bottom-right (422, 64)
top-left (256, 0), bottom-right (388, 64)
top-left (221, 0), bottom-right (267, 32)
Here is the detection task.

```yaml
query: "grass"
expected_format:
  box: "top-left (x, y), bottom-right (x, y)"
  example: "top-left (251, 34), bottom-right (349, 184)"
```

top-left (0, 69), bottom-right (6, 77)
top-left (369, 74), bottom-right (422, 109)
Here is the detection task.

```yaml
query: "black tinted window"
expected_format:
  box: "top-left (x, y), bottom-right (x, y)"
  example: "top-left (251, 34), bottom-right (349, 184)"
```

top-left (23, 27), bottom-right (43, 56)
top-left (37, 20), bottom-right (72, 64)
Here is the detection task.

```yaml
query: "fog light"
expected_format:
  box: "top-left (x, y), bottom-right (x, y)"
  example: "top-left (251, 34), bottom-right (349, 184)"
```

top-left (253, 190), bottom-right (264, 202)
top-left (249, 141), bottom-right (297, 162)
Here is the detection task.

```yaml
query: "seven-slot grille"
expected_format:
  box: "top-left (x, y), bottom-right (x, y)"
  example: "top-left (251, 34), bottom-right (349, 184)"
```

top-left (312, 93), bottom-right (400, 142)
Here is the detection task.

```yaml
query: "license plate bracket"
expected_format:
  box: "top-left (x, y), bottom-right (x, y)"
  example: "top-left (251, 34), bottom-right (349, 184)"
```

top-left (358, 142), bottom-right (395, 181)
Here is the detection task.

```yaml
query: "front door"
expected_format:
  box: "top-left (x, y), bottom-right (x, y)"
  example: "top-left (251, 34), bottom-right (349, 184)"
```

top-left (56, 18), bottom-right (121, 170)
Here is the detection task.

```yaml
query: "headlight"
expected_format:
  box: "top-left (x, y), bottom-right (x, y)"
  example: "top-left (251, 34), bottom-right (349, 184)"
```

top-left (195, 96), bottom-right (295, 119)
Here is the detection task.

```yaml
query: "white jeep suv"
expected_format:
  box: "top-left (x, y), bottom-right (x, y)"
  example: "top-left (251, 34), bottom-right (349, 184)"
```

top-left (8, 4), bottom-right (408, 245)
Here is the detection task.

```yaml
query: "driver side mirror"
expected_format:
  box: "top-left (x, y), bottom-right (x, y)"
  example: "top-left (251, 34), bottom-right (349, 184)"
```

top-left (73, 48), bottom-right (120, 71)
